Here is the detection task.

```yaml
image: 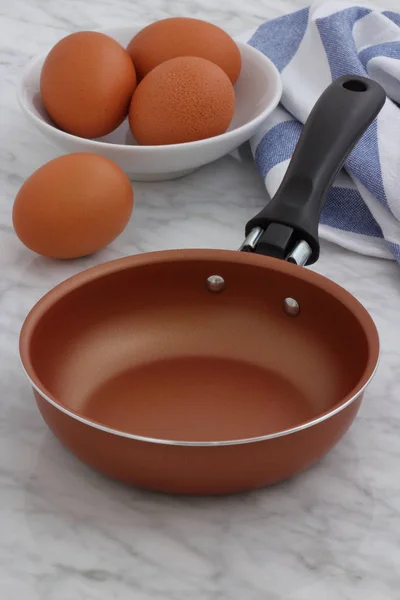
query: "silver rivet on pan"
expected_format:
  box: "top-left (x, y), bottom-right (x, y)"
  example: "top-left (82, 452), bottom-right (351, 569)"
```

top-left (284, 297), bottom-right (300, 316)
top-left (207, 275), bottom-right (225, 293)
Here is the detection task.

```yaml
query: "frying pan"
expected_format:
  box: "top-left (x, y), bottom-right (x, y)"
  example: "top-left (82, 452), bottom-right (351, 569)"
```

top-left (20, 75), bottom-right (385, 495)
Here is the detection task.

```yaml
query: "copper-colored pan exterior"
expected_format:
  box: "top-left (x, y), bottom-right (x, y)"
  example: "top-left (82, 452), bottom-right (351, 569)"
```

top-left (20, 250), bottom-right (379, 495)
top-left (33, 389), bottom-right (363, 495)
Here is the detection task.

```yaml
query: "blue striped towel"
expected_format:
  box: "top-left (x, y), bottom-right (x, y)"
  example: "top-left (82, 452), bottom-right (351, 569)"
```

top-left (244, 2), bottom-right (400, 262)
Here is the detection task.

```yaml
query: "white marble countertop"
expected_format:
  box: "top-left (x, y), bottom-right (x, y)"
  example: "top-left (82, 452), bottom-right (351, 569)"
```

top-left (1, 1), bottom-right (400, 599)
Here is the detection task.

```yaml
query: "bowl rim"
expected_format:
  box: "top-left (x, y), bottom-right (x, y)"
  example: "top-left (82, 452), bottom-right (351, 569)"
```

top-left (19, 248), bottom-right (380, 447)
top-left (18, 36), bottom-right (282, 152)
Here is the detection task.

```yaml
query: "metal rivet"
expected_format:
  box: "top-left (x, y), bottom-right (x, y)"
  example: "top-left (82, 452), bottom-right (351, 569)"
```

top-left (284, 297), bottom-right (300, 317)
top-left (207, 275), bottom-right (225, 293)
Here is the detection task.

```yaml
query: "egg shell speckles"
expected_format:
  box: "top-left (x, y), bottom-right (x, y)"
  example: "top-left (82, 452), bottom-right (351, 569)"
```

top-left (13, 153), bottom-right (134, 259)
top-left (40, 32), bottom-right (137, 139)
top-left (129, 56), bottom-right (235, 146)
top-left (127, 17), bottom-right (241, 84)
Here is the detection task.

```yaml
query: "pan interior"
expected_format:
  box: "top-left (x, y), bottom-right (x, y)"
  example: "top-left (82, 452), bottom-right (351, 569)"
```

top-left (23, 255), bottom-right (375, 442)
top-left (81, 356), bottom-right (314, 440)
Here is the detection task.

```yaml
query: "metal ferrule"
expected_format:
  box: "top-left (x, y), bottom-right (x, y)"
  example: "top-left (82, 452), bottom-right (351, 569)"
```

top-left (238, 227), bottom-right (264, 252)
top-left (286, 240), bottom-right (312, 267)
top-left (239, 227), bottom-right (312, 267)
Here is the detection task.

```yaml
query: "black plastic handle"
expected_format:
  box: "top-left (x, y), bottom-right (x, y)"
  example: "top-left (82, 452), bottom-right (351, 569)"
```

top-left (245, 75), bottom-right (386, 264)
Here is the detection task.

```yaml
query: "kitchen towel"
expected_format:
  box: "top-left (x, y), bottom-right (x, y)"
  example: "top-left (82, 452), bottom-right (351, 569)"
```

top-left (245, 1), bottom-right (400, 261)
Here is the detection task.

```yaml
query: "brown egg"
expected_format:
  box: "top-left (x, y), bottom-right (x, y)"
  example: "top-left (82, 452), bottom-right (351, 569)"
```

top-left (129, 56), bottom-right (235, 146)
top-left (41, 32), bottom-right (137, 138)
top-left (13, 153), bottom-right (133, 259)
top-left (127, 17), bottom-right (241, 84)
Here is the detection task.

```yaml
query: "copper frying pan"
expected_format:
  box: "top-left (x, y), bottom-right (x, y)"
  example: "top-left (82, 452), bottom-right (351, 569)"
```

top-left (20, 76), bottom-right (385, 495)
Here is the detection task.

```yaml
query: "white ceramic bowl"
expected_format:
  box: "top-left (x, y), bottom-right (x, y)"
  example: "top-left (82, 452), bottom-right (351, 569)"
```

top-left (18, 26), bottom-right (282, 181)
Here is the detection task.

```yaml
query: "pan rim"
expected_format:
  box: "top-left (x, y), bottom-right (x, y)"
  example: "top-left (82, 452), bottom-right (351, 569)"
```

top-left (19, 249), bottom-right (380, 446)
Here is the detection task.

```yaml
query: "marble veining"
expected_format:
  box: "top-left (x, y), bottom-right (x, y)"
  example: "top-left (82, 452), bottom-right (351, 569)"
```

top-left (1, 1), bottom-right (400, 598)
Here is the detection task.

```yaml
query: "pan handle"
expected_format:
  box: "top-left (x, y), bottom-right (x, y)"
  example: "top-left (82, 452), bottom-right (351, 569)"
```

top-left (242, 75), bottom-right (386, 265)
